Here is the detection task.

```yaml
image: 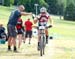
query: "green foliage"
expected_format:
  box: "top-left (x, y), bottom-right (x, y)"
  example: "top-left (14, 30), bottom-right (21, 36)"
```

top-left (45, 0), bottom-right (58, 14)
top-left (39, 0), bottom-right (48, 7)
top-left (10, 0), bottom-right (14, 5)
top-left (18, 0), bottom-right (48, 13)
top-left (64, 3), bottom-right (75, 21)
top-left (4, 0), bottom-right (10, 6)
top-left (57, 4), bottom-right (64, 15)
top-left (3, 0), bottom-right (75, 21)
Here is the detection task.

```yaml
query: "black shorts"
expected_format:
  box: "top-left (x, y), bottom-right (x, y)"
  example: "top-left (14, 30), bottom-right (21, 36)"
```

top-left (38, 23), bottom-right (47, 26)
top-left (7, 24), bottom-right (16, 38)
top-left (17, 29), bottom-right (23, 34)
top-left (25, 31), bottom-right (32, 38)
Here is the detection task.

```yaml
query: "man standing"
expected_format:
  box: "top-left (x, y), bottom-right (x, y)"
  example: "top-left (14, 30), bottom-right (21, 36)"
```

top-left (7, 5), bottom-right (32, 52)
top-left (24, 18), bottom-right (33, 44)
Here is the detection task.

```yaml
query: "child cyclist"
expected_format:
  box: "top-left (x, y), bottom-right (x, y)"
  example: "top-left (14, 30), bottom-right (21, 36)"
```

top-left (34, 7), bottom-right (53, 50)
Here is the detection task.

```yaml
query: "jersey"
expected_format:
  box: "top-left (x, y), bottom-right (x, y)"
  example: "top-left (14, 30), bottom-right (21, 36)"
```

top-left (37, 13), bottom-right (50, 26)
top-left (16, 18), bottom-right (23, 30)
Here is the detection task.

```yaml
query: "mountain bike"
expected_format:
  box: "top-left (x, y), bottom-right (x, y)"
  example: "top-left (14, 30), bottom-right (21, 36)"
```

top-left (37, 25), bottom-right (52, 56)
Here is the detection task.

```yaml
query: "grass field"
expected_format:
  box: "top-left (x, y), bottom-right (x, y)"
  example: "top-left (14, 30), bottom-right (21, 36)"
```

top-left (0, 6), bottom-right (75, 59)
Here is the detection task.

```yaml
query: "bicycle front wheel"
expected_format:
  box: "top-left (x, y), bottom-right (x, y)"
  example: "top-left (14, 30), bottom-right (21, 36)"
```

top-left (40, 35), bottom-right (46, 56)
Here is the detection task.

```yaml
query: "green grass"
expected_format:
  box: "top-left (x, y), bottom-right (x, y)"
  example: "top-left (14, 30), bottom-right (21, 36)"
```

top-left (0, 6), bottom-right (75, 59)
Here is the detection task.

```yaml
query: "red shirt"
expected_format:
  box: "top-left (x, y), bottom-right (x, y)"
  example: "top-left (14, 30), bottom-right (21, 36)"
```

top-left (25, 20), bottom-right (33, 31)
top-left (16, 18), bottom-right (23, 30)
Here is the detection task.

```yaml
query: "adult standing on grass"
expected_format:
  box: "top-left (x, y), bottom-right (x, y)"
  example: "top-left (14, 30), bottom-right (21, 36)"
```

top-left (7, 5), bottom-right (32, 52)
top-left (23, 18), bottom-right (33, 44)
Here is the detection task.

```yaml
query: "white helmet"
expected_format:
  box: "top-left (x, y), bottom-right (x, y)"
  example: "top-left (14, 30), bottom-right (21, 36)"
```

top-left (40, 7), bottom-right (47, 13)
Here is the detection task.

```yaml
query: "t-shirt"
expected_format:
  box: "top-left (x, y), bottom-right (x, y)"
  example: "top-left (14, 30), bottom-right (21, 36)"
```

top-left (24, 20), bottom-right (33, 31)
top-left (16, 18), bottom-right (23, 30)
top-left (8, 10), bottom-right (21, 26)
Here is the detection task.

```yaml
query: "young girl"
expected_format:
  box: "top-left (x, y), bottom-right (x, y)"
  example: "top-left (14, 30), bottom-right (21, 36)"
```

top-left (16, 17), bottom-right (24, 48)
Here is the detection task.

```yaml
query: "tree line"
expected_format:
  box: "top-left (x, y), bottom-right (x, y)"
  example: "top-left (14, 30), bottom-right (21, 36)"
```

top-left (2, 0), bottom-right (75, 21)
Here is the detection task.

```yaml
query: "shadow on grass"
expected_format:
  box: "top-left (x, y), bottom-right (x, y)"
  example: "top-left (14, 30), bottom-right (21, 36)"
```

top-left (0, 52), bottom-right (39, 56)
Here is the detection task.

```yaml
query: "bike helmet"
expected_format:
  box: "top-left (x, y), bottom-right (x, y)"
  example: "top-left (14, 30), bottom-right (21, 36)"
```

top-left (40, 7), bottom-right (47, 13)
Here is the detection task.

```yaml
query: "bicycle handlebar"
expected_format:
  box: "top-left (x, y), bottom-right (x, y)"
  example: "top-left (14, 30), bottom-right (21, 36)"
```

top-left (34, 25), bottom-right (52, 30)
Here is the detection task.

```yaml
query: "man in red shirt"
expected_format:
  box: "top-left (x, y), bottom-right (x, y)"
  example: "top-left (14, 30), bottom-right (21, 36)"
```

top-left (24, 18), bottom-right (33, 44)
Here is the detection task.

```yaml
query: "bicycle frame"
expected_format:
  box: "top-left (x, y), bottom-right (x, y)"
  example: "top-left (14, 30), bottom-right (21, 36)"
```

top-left (38, 26), bottom-right (46, 56)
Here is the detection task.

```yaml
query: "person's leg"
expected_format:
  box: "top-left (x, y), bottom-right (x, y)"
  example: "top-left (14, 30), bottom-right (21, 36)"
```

top-left (45, 29), bottom-right (48, 44)
top-left (8, 37), bottom-right (12, 50)
top-left (29, 38), bottom-right (31, 44)
top-left (11, 26), bottom-right (17, 52)
top-left (7, 25), bottom-right (12, 51)
top-left (7, 25), bottom-right (17, 52)
top-left (18, 34), bottom-right (22, 48)
top-left (37, 30), bottom-right (41, 50)
top-left (23, 31), bottom-right (28, 43)
top-left (28, 31), bottom-right (32, 44)
top-left (12, 37), bottom-right (17, 51)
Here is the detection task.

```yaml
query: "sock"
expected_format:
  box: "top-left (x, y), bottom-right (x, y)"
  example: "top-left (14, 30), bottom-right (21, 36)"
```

top-left (14, 46), bottom-right (17, 51)
top-left (46, 35), bottom-right (48, 40)
top-left (46, 35), bottom-right (48, 43)
top-left (38, 42), bottom-right (40, 46)
top-left (8, 45), bottom-right (11, 50)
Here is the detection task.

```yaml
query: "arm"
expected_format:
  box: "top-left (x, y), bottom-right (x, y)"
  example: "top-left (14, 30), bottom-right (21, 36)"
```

top-left (21, 12), bottom-right (32, 16)
top-left (24, 22), bottom-right (26, 31)
top-left (34, 17), bottom-right (38, 24)
top-left (49, 16), bottom-right (53, 26)
top-left (21, 20), bottom-right (25, 31)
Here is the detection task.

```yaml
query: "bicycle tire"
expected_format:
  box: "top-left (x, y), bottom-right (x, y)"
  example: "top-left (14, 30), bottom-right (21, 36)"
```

top-left (40, 35), bottom-right (46, 56)
top-left (40, 36), bottom-right (43, 56)
top-left (43, 36), bottom-right (45, 55)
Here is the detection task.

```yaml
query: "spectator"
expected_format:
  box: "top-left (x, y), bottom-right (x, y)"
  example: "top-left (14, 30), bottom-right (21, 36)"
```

top-left (24, 18), bottom-right (33, 44)
top-left (0, 24), bottom-right (5, 38)
top-left (16, 17), bottom-right (23, 48)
